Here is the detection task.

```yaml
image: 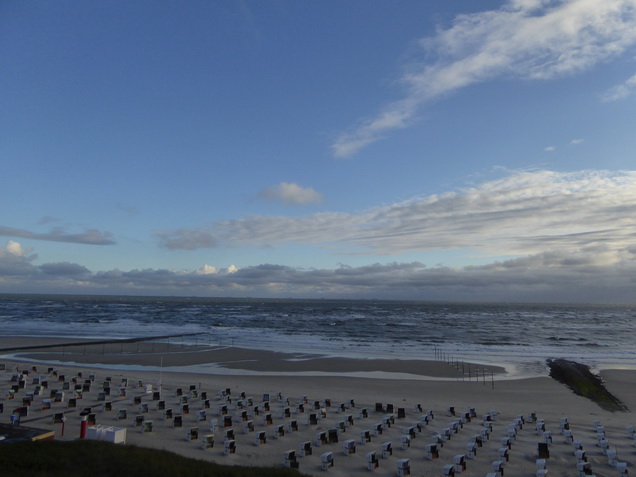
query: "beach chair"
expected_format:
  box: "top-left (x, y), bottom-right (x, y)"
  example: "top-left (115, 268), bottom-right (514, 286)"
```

top-left (264, 413), bottom-right (273, 426)
top-left (320, 452), bottom-right (334, 471)
top-left (426, 443), bottom-right (439, 460)
top-left (52, 412), bottom-right (65, 424)
top-left (224, 428), bottom-right (235, 440)
top-left (373, 423), bottom-right (383, 436)
top-left (575, 449), bottom-right (587, 462)
top-left (287, 419), bottom-right (298, 433)
top-left (201, 434), bottom-right (214, 450)
top-left (142, 420), bottom-right (153, 433)
top-left (543, 431), bottom-right (552, 445)
top-left (273, 424), bottom-right (284, 439)
top-left (173, 415), bottom-right (183, 427)
top-left (538, 442), bottom-right (550, 459)
top-left (104, 401), bottom-right (112, 412)
top-left (343, 439), bottom-right (356, 455)
top-left (209, 418), bottom-right (218, 432)
top-left (360, 429), bottom-right (371, 444)
top-left (254, 430), bottom-right (266, 446)
top-left (442, 464), bottom-right (455, 476)
top-left (282, 406), bottom-right (291, 418)
top-left (397, 458), bottom-right (410, 476)
top-left (359, 408), bottom-right (368, 418)
top-left (315, 431), bottom-right (327, 447)
top-left (397, 407), bottom-right (406, 419)
top-left (454, 454), bottom-right (466, 473)
top-left (617, 461), bottom-right (628, 476)
top-left (196, 410), bottom-right (206, 422)
top-left (242, 420), bottom-right (254, 434)
top-left (501, 436), bottom-right (512, 450)
top-left (375, 402), bottom-right (383, 413)
top-left (223, 416), bottom-right (232, 428)
top-left (117, 409), bottom-right (127, 420)
top-left (381, 441), bottom-right (392, 459)
top-left (224, 439), bottom-right (236, 455)
top-left (491, 460), bottom-right (505, 476)
top-left (365, 451), bottom-right (379, 471)
top-left (284, 450), bottom-right (299, 469)
top-left (536, 458), bottom-right (547, 470)
top-left (564, 430), bottom-right (574, 444)
top-left (139, 403), bottom-right (149, 414)
top-left (606, 449), bottom-right (618, 467)
top-left (298, 441), bottom-right (313, 457)
top-left (345, 414), bottom-right (354, 427)
top-left (466, 442), bottom-right (477, 459)
top-left (576, 461), bottom-right (593, 476)
top-left (400, 434), bottom-right (411, 450)
top-left (134, 415), bottom-right (144, 427)
top-left (328, 428), bottom-right (339, 444)
top-left (386, 403), bottom-right (394, 414)
top-left (186, 427), bottom-right (199, 441)
top-left (498, 447), bottom-right (509, 462)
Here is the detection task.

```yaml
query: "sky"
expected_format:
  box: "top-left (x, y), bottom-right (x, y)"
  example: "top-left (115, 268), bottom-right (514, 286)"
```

top-left (2, 0), bottom-right (636, 303)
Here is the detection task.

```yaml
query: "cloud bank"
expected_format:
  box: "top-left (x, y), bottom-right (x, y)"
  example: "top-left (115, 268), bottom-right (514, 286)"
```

top-left (332, 0), bottom-right (636, 157)
top-left (3, 169), bottom-right (636, 303)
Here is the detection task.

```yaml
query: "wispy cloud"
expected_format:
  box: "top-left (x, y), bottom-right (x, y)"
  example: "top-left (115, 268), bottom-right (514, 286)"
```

top-left (332, 0), bottom-right (636, 157)
top-left (0, 226), bottom-right (116, 245)
top-left (258, 182), bottom-right (323, 205)
top-left (4, 169), bottom-right (636, 302)
top-left (601, 72), bottom-right (636, 101)
top-left (157, 170), bottom-right (636, 260)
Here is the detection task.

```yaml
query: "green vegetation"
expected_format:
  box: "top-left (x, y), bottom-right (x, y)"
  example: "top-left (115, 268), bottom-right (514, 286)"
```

top-left (0, 440), bottom-right (309, 477)
top-left (547, 358), bottom-right (628, 412)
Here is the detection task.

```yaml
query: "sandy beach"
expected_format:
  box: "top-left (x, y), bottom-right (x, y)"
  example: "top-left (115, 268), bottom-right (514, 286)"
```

top-left (1, 336), bottom-right (634, 476)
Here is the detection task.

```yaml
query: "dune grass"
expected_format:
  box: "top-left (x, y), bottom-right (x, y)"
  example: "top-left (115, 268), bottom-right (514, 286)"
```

top-left (0, 439), bottom-right (309, 477)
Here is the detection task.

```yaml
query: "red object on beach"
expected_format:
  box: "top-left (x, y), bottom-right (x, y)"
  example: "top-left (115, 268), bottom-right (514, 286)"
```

top-left (80, 416), bottom-right (87, 439)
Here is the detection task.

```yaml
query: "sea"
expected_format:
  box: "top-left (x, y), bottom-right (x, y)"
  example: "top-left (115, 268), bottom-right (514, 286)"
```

top-left (0, 295), bottom-right (634, 378)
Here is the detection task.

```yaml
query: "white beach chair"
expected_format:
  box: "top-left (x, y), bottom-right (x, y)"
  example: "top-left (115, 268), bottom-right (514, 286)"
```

top-left (365, 451), bottom-right (379, 471)
top-left (396, 459), bottom-right (410, 477)
top-left (320, 451), bottom-right (333, 471)
top-left (343, 439), bottom-right (355, 455)
top-left (201, 434), bottom-right (214, 449)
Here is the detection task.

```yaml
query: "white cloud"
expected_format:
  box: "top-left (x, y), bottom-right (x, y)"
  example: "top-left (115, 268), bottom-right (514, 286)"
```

top-left (545, 145), bottom-right (556, 151)
top-left (157, 170), bottom-right (636, 261)
top-left (194, 264), bottom-right (218, 275)
top-left (601, 72), bottom-right (636, 101)
top-left (570, 138), bottom-right (584, 145)
top-left (5, 170), bottom-right (636, 302)
top-left (332, 0), bottom-right (636, 157)
top-left (6, 241), bottom-right (26, 256)
top-left (258, 182), bottom-right (323, 205)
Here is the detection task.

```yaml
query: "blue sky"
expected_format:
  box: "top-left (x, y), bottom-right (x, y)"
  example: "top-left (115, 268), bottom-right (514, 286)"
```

top-left (2, 0), bottom-right (636, 302)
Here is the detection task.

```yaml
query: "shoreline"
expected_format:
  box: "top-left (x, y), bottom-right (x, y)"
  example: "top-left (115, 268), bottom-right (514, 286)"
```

top-left (0, 335), bottom-right (634, 476)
